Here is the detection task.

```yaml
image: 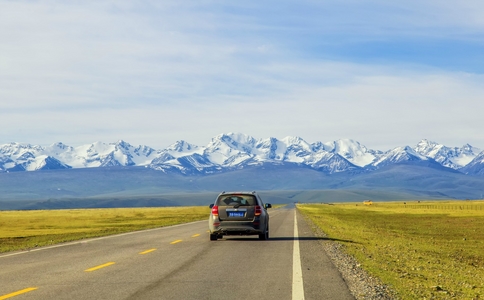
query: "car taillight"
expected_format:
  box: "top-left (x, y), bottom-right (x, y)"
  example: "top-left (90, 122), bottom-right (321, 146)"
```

top-left (255, 205), bottom-right (262, 216)
top-left (211, 205), bottom-right (219, 216)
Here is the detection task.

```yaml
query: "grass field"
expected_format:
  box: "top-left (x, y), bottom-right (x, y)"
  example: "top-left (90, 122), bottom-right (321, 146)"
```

top-left (0, 206), bottom-right (210, 253)
top-left (298, 200), bottom-right (484, 299)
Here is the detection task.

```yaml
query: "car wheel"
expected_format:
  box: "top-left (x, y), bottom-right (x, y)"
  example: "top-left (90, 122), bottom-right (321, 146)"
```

top-left (259, 226), bottom-right (269, 240)
top-left (210, 234), bottom-right (218, 241)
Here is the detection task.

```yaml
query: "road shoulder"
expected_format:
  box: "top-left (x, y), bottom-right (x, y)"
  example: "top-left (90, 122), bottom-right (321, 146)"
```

top-left (297, 209), bottom-right (396, 300)
top-left (296, 209), bottom-right (355, 299)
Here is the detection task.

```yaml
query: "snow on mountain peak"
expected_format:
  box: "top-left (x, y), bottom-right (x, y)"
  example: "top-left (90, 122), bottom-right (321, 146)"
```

top-left (50, 142), bottom-right (70, 149)
top-left (372, 145), bottom-right (428, 167)
top-left (223, 132), bottom-right (257, 145)
top-left (209, 133), bottom-right (257, 151)
top-left (413, 139), bottom-right (481, 168)
top-left (203, 133), bottom-right (256, 165)
top-left (281, 136), bottom-right (305, 145)
top-left (168, 140), bottom-right (198, 153)
top-left (115, 140), bottom-right (132, 149)
top-left (1, 134), bottom-right (483, 175)
top-left (0, 142), bottom-right (42, 158)
top-left (279, 136), bottom-right (313, 163)
top-left (323, 139), bottom-right (376, 167)
top-left (415, 139), bottom-right (443, 154)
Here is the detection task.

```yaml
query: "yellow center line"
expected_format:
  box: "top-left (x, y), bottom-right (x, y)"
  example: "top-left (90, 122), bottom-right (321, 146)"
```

top-left (191, 234), bottom-right (200, 238)
top-left (139, 248), bottom-right (157, 255)
top-left (0, 287), bottom-right (38, 300)
top-left (84, 262), bottom-right (115, 272)
top-left (170, 239), bottom-right (182, 244)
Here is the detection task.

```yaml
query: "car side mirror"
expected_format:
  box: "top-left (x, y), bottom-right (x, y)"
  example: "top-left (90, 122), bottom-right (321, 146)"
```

top-left (209, 204), bottom-right (214, 208)
top-left (265, 203), bottom-right (272, 209)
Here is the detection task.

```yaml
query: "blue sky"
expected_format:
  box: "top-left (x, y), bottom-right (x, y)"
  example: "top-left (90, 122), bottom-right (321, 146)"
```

top-left (1, 0), bottom-right (484, 151)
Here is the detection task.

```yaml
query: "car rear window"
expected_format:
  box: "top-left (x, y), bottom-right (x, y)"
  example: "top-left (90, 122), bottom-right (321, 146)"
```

top-left (217, 195), bottom-right (256, 206)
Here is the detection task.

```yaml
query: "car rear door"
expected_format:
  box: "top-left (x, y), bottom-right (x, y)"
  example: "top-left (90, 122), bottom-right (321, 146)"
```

top-left (217, 194), bottom-right (256, 221)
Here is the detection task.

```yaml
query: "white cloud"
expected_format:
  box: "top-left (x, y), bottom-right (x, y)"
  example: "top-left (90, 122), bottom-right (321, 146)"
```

top-left (1, 0), bottom-right (484, 151)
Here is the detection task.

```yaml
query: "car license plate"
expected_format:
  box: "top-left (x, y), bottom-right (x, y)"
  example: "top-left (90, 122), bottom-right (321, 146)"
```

top-left (229, 212), bottom-right (244, 217)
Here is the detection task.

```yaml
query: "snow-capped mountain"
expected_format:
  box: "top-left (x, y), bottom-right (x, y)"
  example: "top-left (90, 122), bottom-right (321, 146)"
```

top-left (372, 146), bottom-right (429, 168)
top-left (323, 139), bottom-right (381, 167)
top-left (0, 140), bottom-right (158, 171)
top-left (460, 151), bottom-right (484, 176)
top-left (1, 133), bottom-right (483, 176)
top-left (150, 134), bottom-right (327, 173)
top-left (413, 139), bottom-right (481, 169)
top-left (0, 142), bottom-right (70, 171)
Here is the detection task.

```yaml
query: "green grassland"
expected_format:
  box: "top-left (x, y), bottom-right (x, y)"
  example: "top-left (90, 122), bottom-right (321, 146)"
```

top-left (298, 200), bottom-right (484, 299)
top-left (0, 206), bottom-right (210, 253)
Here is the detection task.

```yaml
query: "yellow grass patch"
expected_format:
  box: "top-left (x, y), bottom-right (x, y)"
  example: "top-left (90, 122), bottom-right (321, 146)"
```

top-left (298, 200), bottom-right (484, 299)
top-left (0, 206), bottom-right (210, 253)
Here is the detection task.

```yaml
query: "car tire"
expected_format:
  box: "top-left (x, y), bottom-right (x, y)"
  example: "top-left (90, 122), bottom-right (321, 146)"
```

top-left (259, 226), bottom-right (269, 240)
top-left (210, 234), bottom-right (218, 241)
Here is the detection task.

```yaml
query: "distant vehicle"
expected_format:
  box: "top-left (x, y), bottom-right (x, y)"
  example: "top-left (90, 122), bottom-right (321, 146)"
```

top-left (208, 191), bottom-right (272, 241)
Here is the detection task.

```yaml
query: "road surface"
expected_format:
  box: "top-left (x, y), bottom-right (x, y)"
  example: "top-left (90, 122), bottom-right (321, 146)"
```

top-left (0, 205), bottom-right (354, 299)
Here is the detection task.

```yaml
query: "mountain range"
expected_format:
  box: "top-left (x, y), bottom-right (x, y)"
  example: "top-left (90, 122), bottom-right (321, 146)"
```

top-left (2, 133), bottom-right (484, 209)
top-left (1, 133), bottom-right (483, 175)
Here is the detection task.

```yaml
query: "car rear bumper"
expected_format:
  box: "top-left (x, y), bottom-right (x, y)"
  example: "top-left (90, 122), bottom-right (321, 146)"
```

top-left (210, 221), bottom-right (263, 236)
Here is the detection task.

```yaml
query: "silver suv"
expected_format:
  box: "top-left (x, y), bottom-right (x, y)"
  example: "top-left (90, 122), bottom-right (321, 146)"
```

top-left (208, 191), bottom-right (272, 241)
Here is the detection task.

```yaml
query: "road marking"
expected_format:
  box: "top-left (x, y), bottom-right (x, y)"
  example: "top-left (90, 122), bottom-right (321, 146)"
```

top-left (191, 234), bottom-right (200, 238)
top-left (139, 248), bottom-right (157, 255)
top-left (292, 209), bottom-right (305, 300)
top-left (85, 262), bottom-right (115, 272)
top-left (170, 239), bottom-right (182, 244)
top-left (0, 287), bottom-right (38, 300)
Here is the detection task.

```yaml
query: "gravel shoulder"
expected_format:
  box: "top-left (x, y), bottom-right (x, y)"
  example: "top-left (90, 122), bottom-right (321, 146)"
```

top-left (301, 213), bottom-right (398, 300)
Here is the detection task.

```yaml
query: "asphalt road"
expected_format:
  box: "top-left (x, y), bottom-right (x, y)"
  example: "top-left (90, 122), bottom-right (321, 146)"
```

top-left (0, 206), bottom-right (354, 300)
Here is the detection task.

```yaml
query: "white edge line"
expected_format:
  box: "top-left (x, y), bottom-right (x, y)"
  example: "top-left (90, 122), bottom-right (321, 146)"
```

top-left (0, 220), bottom-right (206, 258)
top-left (292, 209), bottom-right (305, 300)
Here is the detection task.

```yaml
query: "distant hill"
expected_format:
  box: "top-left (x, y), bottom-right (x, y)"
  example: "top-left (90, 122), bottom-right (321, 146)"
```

top-left (2, 132), bottom-right (484, 210)
top-left (1, 162), bottom-right (483, 210)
